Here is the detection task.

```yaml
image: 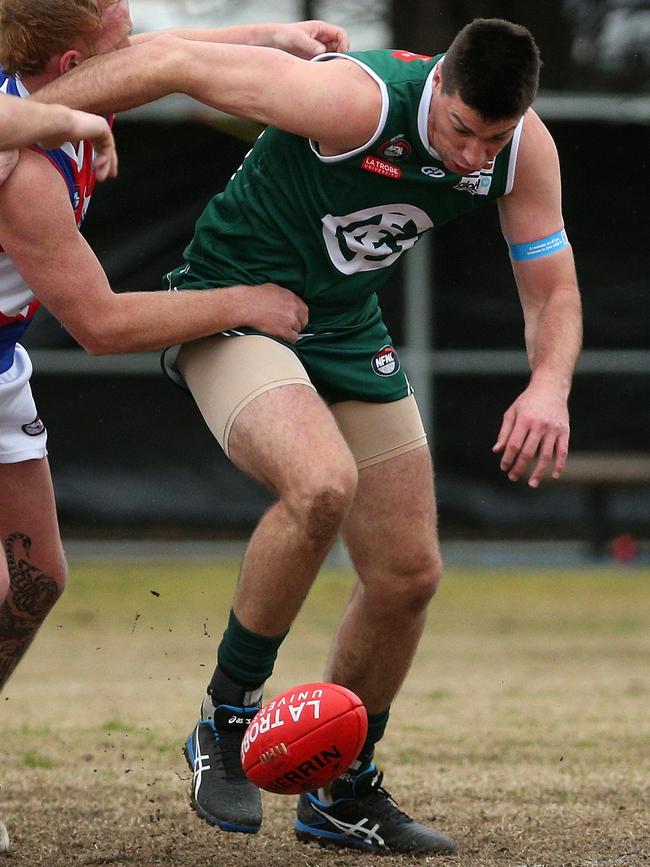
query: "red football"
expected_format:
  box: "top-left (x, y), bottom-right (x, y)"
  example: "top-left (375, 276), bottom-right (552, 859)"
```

top-left (240, 682), bottom-right (368, 795)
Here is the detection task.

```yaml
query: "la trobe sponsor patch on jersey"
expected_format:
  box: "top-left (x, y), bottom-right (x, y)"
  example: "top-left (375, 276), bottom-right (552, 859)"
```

top-left (361, 155), bottom-right (402, 179)
top-left (372, 345), bottom-right (400, 377)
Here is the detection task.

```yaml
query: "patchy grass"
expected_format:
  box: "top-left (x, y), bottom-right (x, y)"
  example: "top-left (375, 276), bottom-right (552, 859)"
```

top-left (1, 561), bottom-right (649, 866)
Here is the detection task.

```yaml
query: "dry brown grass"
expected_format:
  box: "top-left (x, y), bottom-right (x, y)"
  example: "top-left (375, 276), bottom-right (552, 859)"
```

top-left (1, 559), bottom-right (649, 867)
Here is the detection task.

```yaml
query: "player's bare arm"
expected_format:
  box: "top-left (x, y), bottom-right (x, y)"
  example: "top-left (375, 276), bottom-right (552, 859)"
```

top-left (32, 38), bottom-right (381, 155)
top-left (0, 151), bottom-right (308, 352)
top-left (39, 108), bottom-right (117, 180)
top-left (495, 109), bottom-right (583, 487)
top-left (132, 19), bottom-right (349, 59)
top-left (0, 96), bottom-right (117, 180)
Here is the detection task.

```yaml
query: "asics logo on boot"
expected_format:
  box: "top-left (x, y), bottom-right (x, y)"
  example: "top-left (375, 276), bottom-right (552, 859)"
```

top-left (311, 803), bottom-right (385, 847)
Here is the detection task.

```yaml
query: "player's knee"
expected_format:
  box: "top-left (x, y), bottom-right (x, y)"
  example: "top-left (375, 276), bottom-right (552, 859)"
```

top-left (29, 548), bottom-right (68, 610)
top-left (52, 551), bottom-right (69, 597)
top-left (289, 459), bottom-right (358, 544)
top-left (392, 549), bottom-right (443, 612)
top-left (0, 567), bottom-right (9, 605)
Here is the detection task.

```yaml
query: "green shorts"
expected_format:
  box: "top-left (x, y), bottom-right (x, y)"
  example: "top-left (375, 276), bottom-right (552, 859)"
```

top-left (163, 265), bottom-right (411, 405)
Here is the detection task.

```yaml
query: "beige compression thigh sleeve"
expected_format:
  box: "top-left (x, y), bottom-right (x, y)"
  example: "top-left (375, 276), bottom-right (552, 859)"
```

top-left (330, 394), bottom-right (428, 469)
top-left (177, 334), bottom-right (315, 457)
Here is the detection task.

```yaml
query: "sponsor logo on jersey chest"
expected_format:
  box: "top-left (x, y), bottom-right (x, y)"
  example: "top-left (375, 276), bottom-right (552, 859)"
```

top-left (454, 159), bottom-right (495, 195)
top-left (372, 346), bottom-right (400, 376)
top-left (421, 166), bottom-right (446, 179)
top-left (361, 155), bottom-right (402, 179)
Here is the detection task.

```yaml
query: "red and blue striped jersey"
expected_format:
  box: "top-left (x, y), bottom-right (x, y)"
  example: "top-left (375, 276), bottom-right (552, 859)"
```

top-left (0, 69), bottom-right (109, 371)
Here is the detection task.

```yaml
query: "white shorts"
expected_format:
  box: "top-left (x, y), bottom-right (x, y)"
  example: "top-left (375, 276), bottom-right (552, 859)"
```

top-left (0, 344), bottom-right (48, 463)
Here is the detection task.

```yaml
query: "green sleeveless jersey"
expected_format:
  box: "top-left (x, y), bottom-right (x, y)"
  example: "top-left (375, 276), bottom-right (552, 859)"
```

top-left (180, 49), bottom-right (523, 327)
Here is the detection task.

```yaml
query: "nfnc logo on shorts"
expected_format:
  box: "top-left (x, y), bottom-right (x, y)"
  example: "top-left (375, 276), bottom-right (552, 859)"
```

top-left (21, 415), bottom-right (45, 437)
top-left (372, 346), bottom-right (400, 376)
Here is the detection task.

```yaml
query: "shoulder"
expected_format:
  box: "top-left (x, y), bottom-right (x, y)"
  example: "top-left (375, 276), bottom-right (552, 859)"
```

top-left (339, 49), bottom-right (439, 85)
top-left (510, 109), bottom-right (560, 196)
top-left (0, 148), bottom-right (76, 229)
top-left (1, 146), bottom-right (65, 189)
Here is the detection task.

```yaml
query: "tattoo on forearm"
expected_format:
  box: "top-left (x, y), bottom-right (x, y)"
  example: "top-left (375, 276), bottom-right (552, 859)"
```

top-left (0, 532), bottom-right (59, 688)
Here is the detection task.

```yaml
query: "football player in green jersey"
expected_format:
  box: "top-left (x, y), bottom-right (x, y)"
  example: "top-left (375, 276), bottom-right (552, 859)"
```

top-left (34, 18), bottom-right (582, 855)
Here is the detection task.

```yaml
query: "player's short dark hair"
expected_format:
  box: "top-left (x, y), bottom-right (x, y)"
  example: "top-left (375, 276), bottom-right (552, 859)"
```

top-left (441, 18), bottom-right (541, 121)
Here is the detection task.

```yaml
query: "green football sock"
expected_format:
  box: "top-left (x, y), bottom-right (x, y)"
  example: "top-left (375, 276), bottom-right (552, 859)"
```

top-left (358, 708), bottom-right (390, 764)
top-left (214, 608), bottom-right (288, 690)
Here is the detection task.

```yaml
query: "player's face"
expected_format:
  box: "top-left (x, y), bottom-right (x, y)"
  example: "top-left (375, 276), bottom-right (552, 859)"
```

top-left (93, 0), bottom-right (133, 55)
top-left (428, 70), bottom-right (520, 175)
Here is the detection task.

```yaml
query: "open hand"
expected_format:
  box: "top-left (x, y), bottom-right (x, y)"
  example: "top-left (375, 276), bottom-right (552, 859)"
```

top-left (492, 381), bottom-right (570, 487)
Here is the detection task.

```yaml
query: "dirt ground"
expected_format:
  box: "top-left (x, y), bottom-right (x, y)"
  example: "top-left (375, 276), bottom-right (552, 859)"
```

top-left (1, 560), bottom-right (649, 867)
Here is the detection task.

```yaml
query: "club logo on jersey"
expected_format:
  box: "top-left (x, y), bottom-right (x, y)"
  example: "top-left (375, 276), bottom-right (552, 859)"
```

top-left (21, 415), bottom-right (46, 437)
top-left (322, 205), bottom-right (433, 275)
top-left (378, 135), bottom-right (412, 162)
top-left (361, 155), bottom-right (402, 179)
top-left (421, 166), bottom-right (446, 179)
top-left (372, 345), bottom-right (400, 377)
top-left (391, 50), bottom-right (433, 63)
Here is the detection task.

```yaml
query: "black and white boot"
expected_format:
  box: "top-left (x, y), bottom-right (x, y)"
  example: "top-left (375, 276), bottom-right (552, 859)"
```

top-left (184, 670), bottom-right (263, 833)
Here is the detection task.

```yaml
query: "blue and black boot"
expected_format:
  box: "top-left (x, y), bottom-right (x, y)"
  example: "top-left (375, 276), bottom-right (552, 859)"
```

top-left (295, 762), bottom-right (457, 855)
top-left (184, 669), bottom-right (263, 833)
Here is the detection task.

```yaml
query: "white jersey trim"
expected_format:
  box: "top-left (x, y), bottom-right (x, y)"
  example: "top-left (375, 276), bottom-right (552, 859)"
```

top-left (417, 59), bottom-right (444, 159)
top-left (504, 115), bottom-right (525, 195)
top-left (308, 53), bottom-right (389, 163)
top-left (13, 74), bottom-right (29, 98)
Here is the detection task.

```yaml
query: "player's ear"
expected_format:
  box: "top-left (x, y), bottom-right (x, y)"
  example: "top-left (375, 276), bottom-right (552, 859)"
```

top-left (59, 49), bottom-right (85, 75)
top-left (432, 63), bottom-right (443, 94)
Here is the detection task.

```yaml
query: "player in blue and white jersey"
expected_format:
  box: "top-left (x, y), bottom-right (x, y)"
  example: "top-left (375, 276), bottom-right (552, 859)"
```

top-left (0, 0), bottom-right (346, 693)
top-left (0, 0), bottom-right (349, 852)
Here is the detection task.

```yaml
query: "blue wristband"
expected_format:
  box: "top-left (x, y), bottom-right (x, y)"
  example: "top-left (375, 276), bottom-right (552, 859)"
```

top-left (509, 229), bottom-right (569, 261)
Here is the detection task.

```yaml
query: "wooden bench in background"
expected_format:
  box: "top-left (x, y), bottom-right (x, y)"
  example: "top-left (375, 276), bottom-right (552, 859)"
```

top-left (556, 452), bottom-right (650, 557)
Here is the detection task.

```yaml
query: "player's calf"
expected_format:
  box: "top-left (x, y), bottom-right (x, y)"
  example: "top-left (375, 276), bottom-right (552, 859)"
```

top-left (0, 532), bottom-right (66, 690)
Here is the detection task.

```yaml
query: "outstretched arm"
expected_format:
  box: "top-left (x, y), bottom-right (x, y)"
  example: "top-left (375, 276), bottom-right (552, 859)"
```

top-left (31, 36), bottom-right (379, 154)
top-left (132, 19), bottom-right (349, 59)
top-left (495, 110), bottom-right (583, 488)
top-left (0, 151), bottom-right (308, 352)
top-left (0, 95), bottom-right (117, 180)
